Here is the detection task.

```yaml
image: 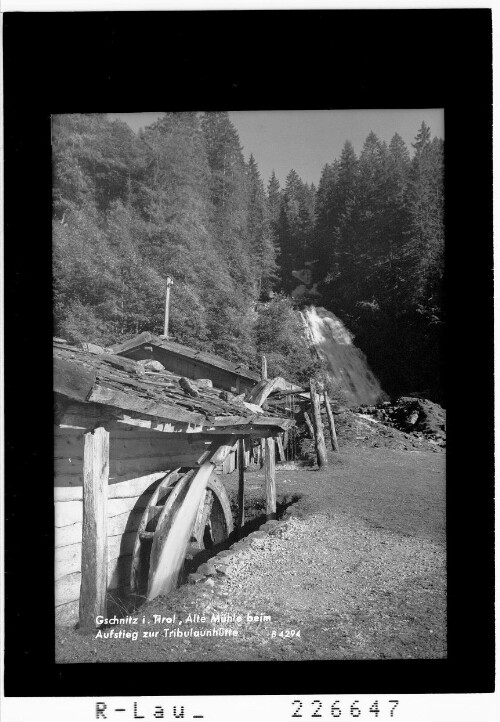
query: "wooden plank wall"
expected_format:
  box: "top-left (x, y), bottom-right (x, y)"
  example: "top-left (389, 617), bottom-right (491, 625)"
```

top-left (54, 425), bottom-right (207, 626)
top-left (123, 346), bottom-right (255, 395)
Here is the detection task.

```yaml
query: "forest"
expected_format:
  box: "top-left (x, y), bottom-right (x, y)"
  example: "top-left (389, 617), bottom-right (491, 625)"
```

top-left (52, 112), bottom-right (444, 400)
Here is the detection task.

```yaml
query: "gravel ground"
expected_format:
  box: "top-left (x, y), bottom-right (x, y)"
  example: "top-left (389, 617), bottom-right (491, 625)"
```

top-left (56, 447), bottom-right (446, 662)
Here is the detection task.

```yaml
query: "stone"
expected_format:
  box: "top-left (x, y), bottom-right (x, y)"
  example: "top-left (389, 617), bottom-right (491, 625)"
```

top-left (197, 563), bottom-right (216, 576)
top-left (196, 378), bottom-right (213, 388)
top-left (204, 578), bottom-right (215, 587)
top-left (188, 573), bottom-right (205, 584)
top-left (179, 377), bottom-right (200, 397)
top-left (261, 520), bottom-right (280, 530)
top-left (80, 342), bottom-right (106, 354)
top-left (248, 531), bottom-right (267, 539)
top-left (269, 526), bottom-right (283, 536)
top-left (231, 541), bottom-right (250, 551)
top-left (138, 359), bottom-right (165, 372)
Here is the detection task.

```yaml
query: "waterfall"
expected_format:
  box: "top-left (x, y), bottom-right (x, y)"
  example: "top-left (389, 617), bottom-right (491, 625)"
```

top-left (300, 306), bottom-right (386, 406)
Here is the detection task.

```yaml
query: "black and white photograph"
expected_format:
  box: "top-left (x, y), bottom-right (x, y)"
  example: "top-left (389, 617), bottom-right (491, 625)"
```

top-left (52, 108), bottom-right (448, 664)
top-left (3, 7), bottom-right (495, 718)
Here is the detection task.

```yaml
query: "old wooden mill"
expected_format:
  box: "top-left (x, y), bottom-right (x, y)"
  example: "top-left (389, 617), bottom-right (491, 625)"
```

top-left (54, 336), bottom-right (301, 631)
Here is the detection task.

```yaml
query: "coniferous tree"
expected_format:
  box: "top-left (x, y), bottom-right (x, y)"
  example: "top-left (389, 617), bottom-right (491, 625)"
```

top-left (139, 112), bottom-right (222, 347)
top-left (407, 123), bottom-right (445, 319)
top-left (313, 161), bottom-right (340, 273)
top-left (278, 169), bottom-right (317, 291)
top-left (325, 140), bottom-right (360, 318)
top-left (200, 111), bottom-right (259, 362)
top-left (246, 155), bottom-right (278, 296)
top-left (52, 112), bottom-right (445, 401)
top-left (267, 171), bottom-right (282, 226)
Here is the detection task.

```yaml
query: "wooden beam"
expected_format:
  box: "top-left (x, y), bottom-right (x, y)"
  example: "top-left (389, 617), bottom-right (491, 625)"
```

top-left (264, 436), bottom-right (276, 518)
top-left (114, 415), bottom-right (203, 434)
top-left (310, 379), bottom-right (328, 468)
top-left (88, 384), bottom-right (205, 426)
top-left (109, 331), bottom-right (154, 355)
top-left (101, 354), bottom-right (143, 375)
top-left (57, 400), bottom-right (204, 434)
top-left (276, 434), bottom-right (286, 462)
top-left (237, 438), bottom-right (245, 528)
top-left (207, 414), bottom-right (293, 429)
top-left (261, 354), bottom-right (268, 380)
top-left (246, 377), bottom-right (302, 407)
top-left (303, 410), bottom-right (315, 439)
top-left (323, 391), bottom-right (339, 452)
top-left (53, 357), bottom-right (97, 402)
top-left (79, 426), bottom-right (109, 632)
top-left (195, 436), bottom-right (235, 466)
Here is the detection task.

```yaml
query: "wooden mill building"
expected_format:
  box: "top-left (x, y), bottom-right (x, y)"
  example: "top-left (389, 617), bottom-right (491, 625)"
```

top-left (111, 332), bottom-right (260, 396)
top-left (54, 338), bottom-right (294, 629)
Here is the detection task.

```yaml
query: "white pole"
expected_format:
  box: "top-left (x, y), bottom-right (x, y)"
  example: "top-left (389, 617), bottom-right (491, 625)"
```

top-left (163, 276), bottom-right (174, 338)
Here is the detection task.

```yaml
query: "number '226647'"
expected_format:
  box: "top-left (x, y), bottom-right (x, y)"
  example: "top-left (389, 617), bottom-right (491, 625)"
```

top-left (291, 700), bottom-right (399, 718)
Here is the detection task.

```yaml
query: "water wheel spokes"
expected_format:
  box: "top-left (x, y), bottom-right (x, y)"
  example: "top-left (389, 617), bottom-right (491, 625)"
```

top-left (130, 467), bottom-right (234, 601)
top-left (130, 467), bottom-right (184, 595)
top-left (192, 472), bottom-right (234, 549)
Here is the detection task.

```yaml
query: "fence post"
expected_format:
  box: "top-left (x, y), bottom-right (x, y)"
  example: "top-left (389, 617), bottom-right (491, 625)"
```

top-left (310, 378), bottom-right (328, 468)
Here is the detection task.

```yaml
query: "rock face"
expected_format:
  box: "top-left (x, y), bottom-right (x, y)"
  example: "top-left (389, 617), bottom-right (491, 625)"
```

top-left (298, 395), bottom-right (446, 454)
top-left (358, 397), bottom-right (446, 442)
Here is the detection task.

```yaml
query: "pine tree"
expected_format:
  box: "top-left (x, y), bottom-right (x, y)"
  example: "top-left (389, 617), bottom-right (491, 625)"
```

top-left (200, 111), bottom-right (259, 362)
top-left (267, 170), bottom-right (282, 226)
top-left (140, 112), bottom-right (227, 348)
top-left (313, 161), bottom-right (340, 273)
top-left (278, 169), bottom-right (316, 292)
top-left (246, 155), bottom-right (278, 296)
top-left (326, 140), bottom-right (360, 317)
top-left (407, 122), bottom-right (444, 313)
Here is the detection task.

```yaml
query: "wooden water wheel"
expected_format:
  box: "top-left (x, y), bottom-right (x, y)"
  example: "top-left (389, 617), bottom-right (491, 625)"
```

top-left (130, 468), bottom-right (233, 597)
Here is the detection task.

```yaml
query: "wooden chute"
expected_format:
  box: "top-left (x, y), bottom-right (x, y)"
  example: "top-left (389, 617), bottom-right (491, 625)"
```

top-left (245, 377), bottom-right (303, 407)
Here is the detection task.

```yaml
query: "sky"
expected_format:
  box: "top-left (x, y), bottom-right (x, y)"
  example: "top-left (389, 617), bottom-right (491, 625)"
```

top-left (109, 109), bottom-right (444, 187)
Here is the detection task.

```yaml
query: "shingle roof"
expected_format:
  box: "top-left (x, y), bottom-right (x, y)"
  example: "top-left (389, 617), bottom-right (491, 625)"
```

top-left (54, 340), bottom-right (293, 434)
top-left (110, 332), bottom-right (261, 383)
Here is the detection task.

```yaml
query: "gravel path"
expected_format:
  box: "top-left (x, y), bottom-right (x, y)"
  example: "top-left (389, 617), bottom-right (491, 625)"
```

top-left (170, 510), bottom-right (446, 661)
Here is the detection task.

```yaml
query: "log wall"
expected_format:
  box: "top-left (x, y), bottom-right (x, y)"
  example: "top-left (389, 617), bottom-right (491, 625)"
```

top-left (54, 424), bottom-right (208, 626)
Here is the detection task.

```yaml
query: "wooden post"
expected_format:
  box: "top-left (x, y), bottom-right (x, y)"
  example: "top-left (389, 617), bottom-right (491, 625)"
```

top-left (261, 354), bottom-right (268, 380)
top-left (276, 434), bottom-right (286, 462)
top-left (323, 391), bottom-right (339, 452)
top-left (260, 438), bottom-right (265, 469)
top-left (264, 436), bottom-right (276, 518)
top-left (163, 275), bottom-right (174, 338)
top-left (310, 379), bottom-right (328, 468)
top-left (303, 410), bottom-right (315, 439)
top-left (237, 438), bottom-right (245, 529)
top-left (79, 426), bottom-right (109, 631)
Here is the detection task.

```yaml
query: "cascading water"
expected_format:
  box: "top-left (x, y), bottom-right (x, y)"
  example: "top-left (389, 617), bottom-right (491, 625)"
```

top-left (300, 306), bottom-right (386, 407)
